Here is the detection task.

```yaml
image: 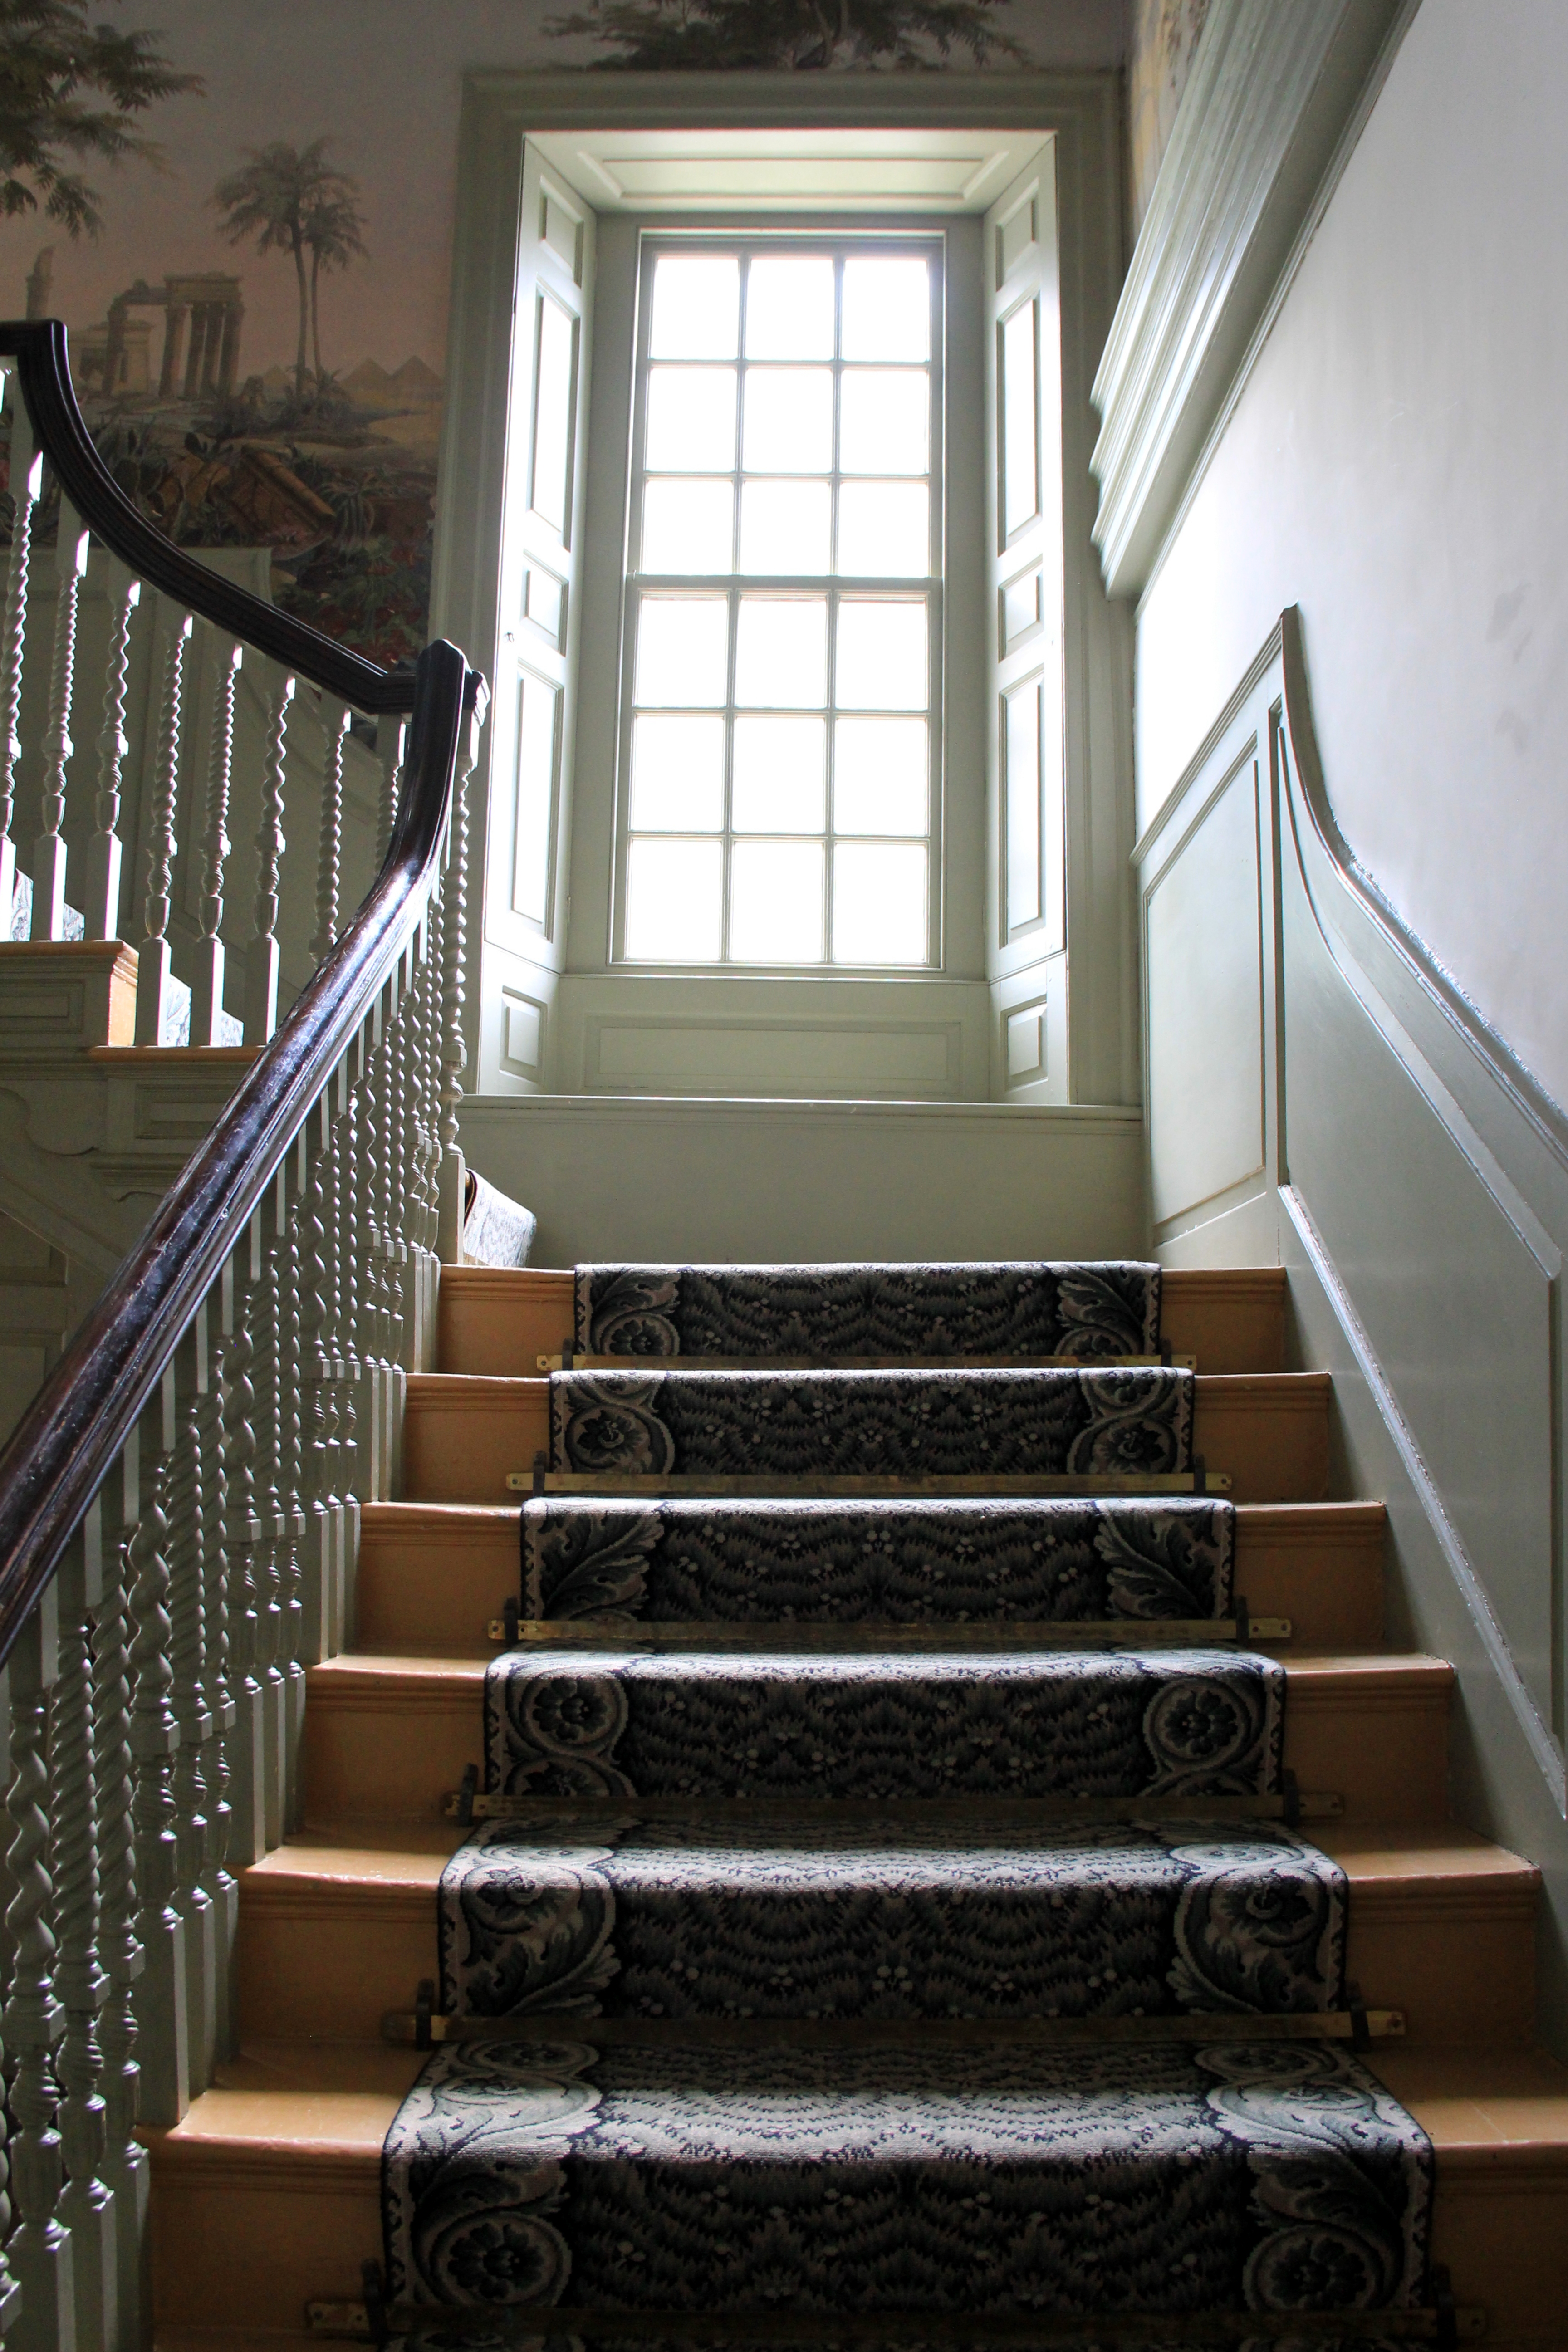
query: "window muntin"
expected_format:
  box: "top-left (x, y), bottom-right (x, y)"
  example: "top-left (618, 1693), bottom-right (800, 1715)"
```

top-left (617, 235), bottom-right (943, 970)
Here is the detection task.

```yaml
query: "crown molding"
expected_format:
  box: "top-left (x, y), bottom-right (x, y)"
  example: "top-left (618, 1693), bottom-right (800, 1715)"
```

top-left (1089, 0), bottom-right (1408, 601)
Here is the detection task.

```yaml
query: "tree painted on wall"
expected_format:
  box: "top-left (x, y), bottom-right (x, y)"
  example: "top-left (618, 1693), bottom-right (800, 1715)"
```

top-left (210, 138), bottom-right (366, 401)
top-left (548, 0), bottom-right (1025, 70)
top-left (0, 0), bottom-right (201, 238)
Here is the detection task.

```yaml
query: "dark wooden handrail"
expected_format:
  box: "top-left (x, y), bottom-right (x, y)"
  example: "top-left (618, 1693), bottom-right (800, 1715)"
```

top-left (0, 318), bottom-right (417, 712)
top-left (0, 635), bottom-right (481, 1670)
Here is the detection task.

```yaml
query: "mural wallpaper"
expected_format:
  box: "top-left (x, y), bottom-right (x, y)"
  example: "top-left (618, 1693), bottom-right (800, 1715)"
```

top-left (1126, 0), bottom-right (1209, 236)
top-left (0, 0), bottom-right (1122, 666)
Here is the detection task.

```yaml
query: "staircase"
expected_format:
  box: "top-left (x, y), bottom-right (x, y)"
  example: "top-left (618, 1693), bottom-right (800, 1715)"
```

top-left (146, 1261), bottom-right (1568, 2348)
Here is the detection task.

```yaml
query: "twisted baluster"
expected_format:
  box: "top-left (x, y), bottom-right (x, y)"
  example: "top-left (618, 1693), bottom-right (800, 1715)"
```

top-left (299, 1131), bottom-right (339, 1663)
top-left (83, 560), bottom-right (142, 942)
top-left (251, 1232), bottom-right (287, 1847)
top-left (388, 966), bottom-right (412, 1367)
top-left (437, 718), bottom-right (479, 1259)
top-left (376, 711), bottom-right (405, 864)
top-left (312, 696), bottom-right (350, 963)
top-left (197, 1322), bottom-right (237, 2055)
top-left (4, 1651), bottom-right (73, 2347)
top-left (128, 1442), bottom-right (190, 2126)
top-left (134, 611), bottom-right (195, 1045)
top-left (189, 632), bottom-right (242, 1045)
top-left (327, 1070), bottom-right (359, 1528)
top-left (243, 671), bottom-right (295, 1045)
top-left (278, 1201), bottom-right (307, 1815)
top-left (30, 500), bottom-right (90, 940)
top-left (168, 1396), bottom-right (215, 2089)
top-left (54, 1606), bottom-right (117, 2350)
top-left (221, 1278), bottom-right (266, 1868)
top-left (94, 1534), bottom-right (148, 2351)
top-left (0, 393), bottom-right (41, 935)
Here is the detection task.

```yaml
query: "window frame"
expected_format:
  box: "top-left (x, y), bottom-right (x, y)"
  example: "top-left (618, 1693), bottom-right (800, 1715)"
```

top-left (609, 225), bottom-right (948, 975)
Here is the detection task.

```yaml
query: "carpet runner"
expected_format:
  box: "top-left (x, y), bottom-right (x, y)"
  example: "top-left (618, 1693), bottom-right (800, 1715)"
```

top-left (383, 1258), bottom-right (1432, 2340)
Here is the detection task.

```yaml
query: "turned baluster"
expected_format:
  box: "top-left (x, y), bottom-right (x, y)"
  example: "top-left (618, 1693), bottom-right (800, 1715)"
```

top-left (312, 696), bottom-right (350, 963)
top-left (168, 1382), bottom-right (215, 2091)
top-left (243, 672), bottom-right (295, 1046)
top-left (134, 611), bottom-right (195, 1046)
top-left (93, 1519), bottom-right (148, 2352)
top-left (198, 1278), bottom-right (239, 2055)
top-left (4, 1622), bottom-right (74, 2352)
top-left (83, 560), bottom-right (142, 943)
top-left (437, 713), bottom-right (480, 1260)
top-left (54, 1597), bottom-right (117, 2352)
top-left (30, 498), bottom-right (90, 941)
top-left (0, 393), bottom-right (42, 932)
top-left (376, 711), bottom-right (405, 864)
top-left (127, 1409), bottom-right (190, 2128)
top-left (221, 1260), bottom-right (266, 1869)
top-left (189, 633), bottom-right (242, 1045)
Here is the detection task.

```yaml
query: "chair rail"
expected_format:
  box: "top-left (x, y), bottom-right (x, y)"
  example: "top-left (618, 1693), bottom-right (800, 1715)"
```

top-left (0, 318), bottom-right (416, 711)
top-left (0, 635), bottom-right (473, 1670)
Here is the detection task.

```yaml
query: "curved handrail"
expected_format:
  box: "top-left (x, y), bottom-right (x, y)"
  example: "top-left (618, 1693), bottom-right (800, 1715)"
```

top-left (0, 318), bottom-right (416, 712)
top-left (0, 634), bottom-right (479, 1670)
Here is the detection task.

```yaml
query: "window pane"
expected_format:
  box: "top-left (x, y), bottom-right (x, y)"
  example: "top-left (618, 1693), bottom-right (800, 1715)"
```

top-left (635, 596), bottom-right (729, 707)
top-left (835, 599), bottom-right (927, 711)
top-left (735, 596), bottom-right (828, 708)
top-left (650, 255), bottom-right (739, 359)
top-left (647, 367), bottom-right (736, 471)
top-left (839, 369), bottom-right (928, 475)
top-left (630, 713), bottom-right (725, 832)
top-left (842, 256), bottom-right (929, 362)
top-left (746, 257), bottom-right (834, 359)
top-left (838, 481), bottom-right (930, 578)
top-left (641, 478), bottom-right (734, 574)
top-left (733, 714), bottom-right (826, 833)
top-left (730, 839), bottom-right (824, 963)
top-left (743, 368), bottom-right (833, 474)
top-left (739, 479), bottom-right (831, 575)
top-left (835, 717), bottom-right (926, 836)
top-left (625, 837), bottom-right (723, 961)
top-left (833, 841), bottom-right (927, 963)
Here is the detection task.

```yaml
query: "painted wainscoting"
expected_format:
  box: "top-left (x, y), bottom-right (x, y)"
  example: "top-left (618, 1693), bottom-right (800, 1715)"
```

top-left (1135, 606), bottom-right (1568, 2046)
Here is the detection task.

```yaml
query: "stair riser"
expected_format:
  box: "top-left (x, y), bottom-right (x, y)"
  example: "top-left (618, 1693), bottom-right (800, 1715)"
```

top-left (145, 2141), bottom-right (1561, 2343)
top-left (398, 1382), bottom-right (1328, 1505)
top-left (301, 1679), bottom-right (1450, 1825)
top-left (352, 1506), bottom-right (1386, 1653)
top-left (235, 1879), bottom-right (1536, 2048)
top-left (432, 1269), bottom-right (1290, 1381)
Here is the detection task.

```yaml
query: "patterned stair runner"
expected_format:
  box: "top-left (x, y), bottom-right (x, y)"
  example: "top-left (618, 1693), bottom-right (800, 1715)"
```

top-left (383, 1260), bottom-right (1432, 2337)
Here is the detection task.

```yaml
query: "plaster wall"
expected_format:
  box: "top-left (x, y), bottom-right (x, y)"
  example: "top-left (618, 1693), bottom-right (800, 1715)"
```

top-left (1135, 0), bottom-right (1568, 1113)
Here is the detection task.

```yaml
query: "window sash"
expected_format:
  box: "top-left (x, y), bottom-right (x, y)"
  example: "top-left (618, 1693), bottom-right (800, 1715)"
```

top-left (612, 230), bottom-right (946, 973)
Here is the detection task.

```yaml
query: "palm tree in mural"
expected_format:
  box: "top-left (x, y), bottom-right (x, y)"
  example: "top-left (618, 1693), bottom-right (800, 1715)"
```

top-left (211, 138), bottom-right (361, 402)
top-left (547, 0), bottom-right (1024, 69)
top-left (303, 182), bottom-right (368, 387)
top-left (0, 0), bottom-right (201, 238)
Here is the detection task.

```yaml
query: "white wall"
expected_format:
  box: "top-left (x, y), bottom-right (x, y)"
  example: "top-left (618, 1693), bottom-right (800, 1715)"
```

top-left (1135, 0), bottom-right (1568, 1112)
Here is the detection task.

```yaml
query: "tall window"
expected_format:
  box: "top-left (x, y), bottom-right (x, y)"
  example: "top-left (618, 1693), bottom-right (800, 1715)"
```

top-left (616, 236), bottom-right (944, 969)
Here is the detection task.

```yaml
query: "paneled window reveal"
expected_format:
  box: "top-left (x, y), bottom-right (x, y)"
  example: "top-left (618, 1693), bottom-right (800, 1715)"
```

top-left (618, 238), bottom-right (943, 968)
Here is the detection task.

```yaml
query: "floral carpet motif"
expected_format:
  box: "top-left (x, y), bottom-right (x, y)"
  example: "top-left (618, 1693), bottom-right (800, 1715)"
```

top-left (383, 2039), bottom-right (1431, 2323)
top-left (573, 1262), bottom-right (1161, 1361)
top-left (438, 1814), bottom-right (1345, 2022)
top-left (519, 1497), bottom-right (1235, 1625)
top-left (549, 1369), bottom-right (1194, 1481)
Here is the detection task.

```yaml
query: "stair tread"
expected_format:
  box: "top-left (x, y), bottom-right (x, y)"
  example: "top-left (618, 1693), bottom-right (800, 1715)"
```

top-left (239, 1817), bottom-right (1539, 1914)
top-left (153, 2036), bottom-right (1568, 2170)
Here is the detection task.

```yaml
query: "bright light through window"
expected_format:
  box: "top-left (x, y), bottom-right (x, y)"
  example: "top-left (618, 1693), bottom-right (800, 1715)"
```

top-left (621, 239), bottom-right (939, 969)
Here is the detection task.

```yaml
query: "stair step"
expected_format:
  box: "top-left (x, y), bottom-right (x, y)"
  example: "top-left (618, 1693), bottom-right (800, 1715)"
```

top-left (145, 2036), bottom-right (1568, 2342)
top-left (401, 1371), bottom-right (1329, 1506)
top-left (354, 1497), bottom-right (1385, 1655)
top-left (300, 1651), bottom-right (1450, 1826)
top-left (433, 1265), bottom-right (1289, 1379)
top-left (235, 1819), bottom-right (1536, 2048)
